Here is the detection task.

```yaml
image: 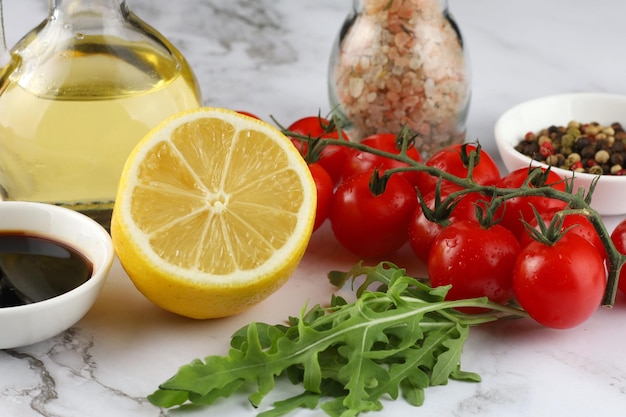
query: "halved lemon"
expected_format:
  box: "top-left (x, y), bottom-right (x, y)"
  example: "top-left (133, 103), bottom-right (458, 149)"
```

top-left (110, 107), bottom-right (316, 319)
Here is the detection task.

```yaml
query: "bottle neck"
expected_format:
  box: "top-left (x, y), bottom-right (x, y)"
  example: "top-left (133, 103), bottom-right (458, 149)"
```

top-left (49, 0), bottom-right (131, 31)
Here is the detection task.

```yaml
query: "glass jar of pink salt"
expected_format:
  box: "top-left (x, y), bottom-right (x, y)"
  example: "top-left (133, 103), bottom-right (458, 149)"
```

top-left (328, 0), bottom-right (471, 158)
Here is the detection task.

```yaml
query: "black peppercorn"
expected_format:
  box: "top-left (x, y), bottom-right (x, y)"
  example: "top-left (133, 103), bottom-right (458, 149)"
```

top-left (612, 152), bottom-right (625, 166)
top-left (580, 145), bottom-right (596, 160)
top-left (574, 136), bottom-right (592, 152)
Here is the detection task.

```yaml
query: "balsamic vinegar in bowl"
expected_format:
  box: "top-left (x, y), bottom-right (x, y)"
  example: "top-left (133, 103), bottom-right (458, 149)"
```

top-left (0, 201), bottom-right (114, 349)
top-left (0, 232), bottom-right (93, 308)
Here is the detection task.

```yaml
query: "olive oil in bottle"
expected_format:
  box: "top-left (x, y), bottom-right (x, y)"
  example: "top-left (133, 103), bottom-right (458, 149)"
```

top-left (0, 1), bottom-right (202, 229)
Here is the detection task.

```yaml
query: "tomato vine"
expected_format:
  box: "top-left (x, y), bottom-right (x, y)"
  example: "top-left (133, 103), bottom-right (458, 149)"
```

top-left (281, 124), bottom-right (625, 308)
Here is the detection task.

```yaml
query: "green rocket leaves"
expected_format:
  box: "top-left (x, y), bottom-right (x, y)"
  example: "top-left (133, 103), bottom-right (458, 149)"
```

top-left (149, 262), bottom-right (525, 416)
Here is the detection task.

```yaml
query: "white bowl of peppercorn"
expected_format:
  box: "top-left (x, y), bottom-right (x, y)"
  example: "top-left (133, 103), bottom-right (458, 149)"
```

top-left (494, 92), bottom-right (626, 216)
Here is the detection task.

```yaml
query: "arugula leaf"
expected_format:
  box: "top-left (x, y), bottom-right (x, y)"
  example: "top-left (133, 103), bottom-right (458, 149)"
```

top-left (257, 392), bottom-right (320, 417)
top-left (149, 262), bottom-right (526, 416)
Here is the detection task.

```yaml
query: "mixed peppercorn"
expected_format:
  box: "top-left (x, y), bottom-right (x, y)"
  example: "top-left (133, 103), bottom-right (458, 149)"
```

top-left (515, 121), bottom-right (626, 175)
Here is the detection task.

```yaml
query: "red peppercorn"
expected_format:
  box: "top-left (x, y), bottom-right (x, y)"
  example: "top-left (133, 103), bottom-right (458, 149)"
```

top-left (570, 161), bottom-right (584, 171)
top-left (539, 142), bottom-right (554, 157)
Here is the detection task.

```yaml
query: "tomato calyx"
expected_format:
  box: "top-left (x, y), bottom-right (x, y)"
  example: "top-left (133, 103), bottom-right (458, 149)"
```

top-left (286, 122), bottom-right (348, 165)
top-left (457, 142), bottom-right (488, 183)
top-left (368, 169), bottom-right (391, 197)
top-left (521, 206), bottom-right (574, 246)
top-left (520, 165), bottom-right (572, 196)
top-left (459, 142), bottom-right (482, 169)
top-left (417, 182), bottom-right (456, 227)
top-left (299, 136), bottom-right (328, 164)
top-left (393, 126), bottom-right (420, 153)
top-left (417, 180), bottom-right (492, 227)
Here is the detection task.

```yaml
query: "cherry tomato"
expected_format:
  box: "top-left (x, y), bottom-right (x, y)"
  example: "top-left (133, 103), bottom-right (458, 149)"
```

top-left (288, 116), bottom-right (349, 185)
top-left (428, 220), bottom-right (520, 311)
top-left (236, 110), bottom-right (261, 120)
top-left (342, 132), bottom-right (422, 187)
top-left (610, 218), bottom-right (626, 295)
top-left (415, 143), bottom-right (501, 195)
top-left (407, 184), bottom-right (491, 263)
top-left (330, 171), bottom-right (417, 259)
top-left (496, 167), bottom-right (567, 239)
top-left (513, 233), bottom-right (606, 329)
top-left (519, 209), bottom-right (608, 263)
top-left (309, 163), bottom-right (333, 232)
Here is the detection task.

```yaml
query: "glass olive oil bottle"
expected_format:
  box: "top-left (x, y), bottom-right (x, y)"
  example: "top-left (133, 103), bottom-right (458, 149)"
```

top-left (0, 1), bottom-right (202, 229)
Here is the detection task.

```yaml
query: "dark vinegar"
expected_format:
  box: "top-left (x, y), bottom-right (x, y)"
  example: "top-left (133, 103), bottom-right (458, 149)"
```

top-left (0, 232), bottom-right (93, 307)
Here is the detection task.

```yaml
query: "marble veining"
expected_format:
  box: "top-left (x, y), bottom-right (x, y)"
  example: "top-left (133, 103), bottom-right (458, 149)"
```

top-left (2, 0), bottom-right (626, 416)
top-left (2, 328), bottom-right (160, 417)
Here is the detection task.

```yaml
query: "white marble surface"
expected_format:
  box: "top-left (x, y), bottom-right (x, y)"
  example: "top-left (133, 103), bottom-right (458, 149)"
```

top-left (2, 0), bottom-right (626, 416)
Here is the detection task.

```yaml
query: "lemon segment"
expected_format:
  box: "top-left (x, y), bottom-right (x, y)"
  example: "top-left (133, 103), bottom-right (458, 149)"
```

top-left (111, 108), bottom-right (316, 319)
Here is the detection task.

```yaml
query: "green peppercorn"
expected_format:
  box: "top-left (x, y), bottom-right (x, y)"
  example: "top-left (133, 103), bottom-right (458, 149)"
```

top-left (589, 165), bottom-right (604, 175)
top-left (545, 154), bottom-right (560, 166)
top-left (567, 152), bottom-right (581, 165)
top-left (561, 133), bottom-right (575, 149)
top-left (565, 128), bottom-right (580, 139)
top-left (538, 135), bottom-right (551, 146)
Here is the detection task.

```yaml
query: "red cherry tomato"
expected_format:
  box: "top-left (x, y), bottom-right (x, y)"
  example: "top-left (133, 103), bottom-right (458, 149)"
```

top-left (308, 163), bottom-right (333, 232)
top-left (415, 143), bottom-right (501, 195)
top-left (236, 110), bottom-right (261, 120)
top-left (519, 209), bottom-right (608, 263)
top-left (342, 132), bottom-right (422, 187)
top-left (428, 220), bottom-right (521, 311)
top-left (610, 218), bottom-right (626, 295)
top-left (288, 116), bottom-right (349, 185)
top-left (496, 167), bottom-right (567, 239)
top-left (513, 233), bottom-right (606, 329)
top-left (330, 171), bottom-right (417, 259)
top-left (407, 184), bottom-right (491, 263)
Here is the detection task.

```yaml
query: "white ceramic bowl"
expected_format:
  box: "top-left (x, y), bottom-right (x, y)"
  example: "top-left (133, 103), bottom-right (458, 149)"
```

top-left (494, 92), bottom-right (626, 216)
top-left (0, 202), bottom-right (114, 349)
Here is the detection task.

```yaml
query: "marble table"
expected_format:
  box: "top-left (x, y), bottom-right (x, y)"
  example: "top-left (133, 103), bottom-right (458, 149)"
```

top-left (2, 1), bottom-right (626, 416)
